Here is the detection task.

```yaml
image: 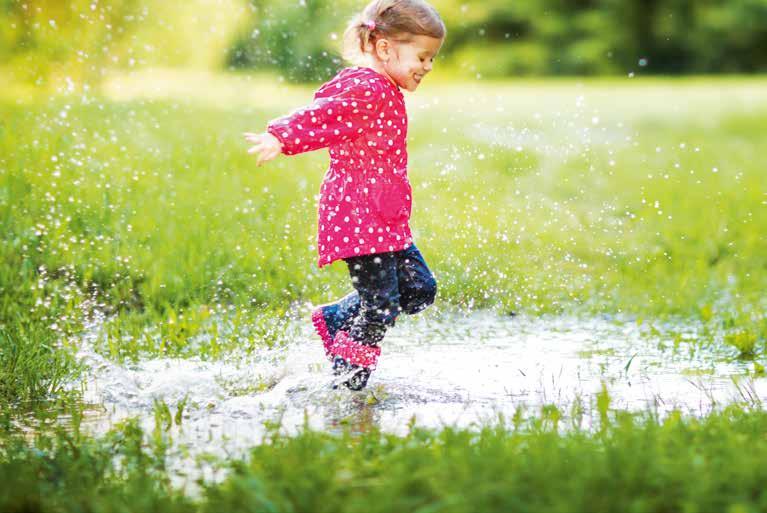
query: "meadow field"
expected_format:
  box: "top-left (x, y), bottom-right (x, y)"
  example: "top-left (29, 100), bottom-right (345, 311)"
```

top-left (2, 73), bottom-right (767, 510)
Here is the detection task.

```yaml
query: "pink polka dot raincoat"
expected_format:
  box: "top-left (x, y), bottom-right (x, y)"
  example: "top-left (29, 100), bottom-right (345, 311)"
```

top-left (267, 67), bottom-right (414, 267)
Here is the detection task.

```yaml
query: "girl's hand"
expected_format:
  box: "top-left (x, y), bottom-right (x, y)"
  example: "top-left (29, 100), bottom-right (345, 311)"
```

top-left (243, 132), bottom-right (282, 166)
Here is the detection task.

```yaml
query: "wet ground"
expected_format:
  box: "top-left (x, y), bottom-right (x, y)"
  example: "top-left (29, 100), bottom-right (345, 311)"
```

top-left (68, 310), bottom-right (765, 456)
top-left (18, 308), bottom-right (756, 492)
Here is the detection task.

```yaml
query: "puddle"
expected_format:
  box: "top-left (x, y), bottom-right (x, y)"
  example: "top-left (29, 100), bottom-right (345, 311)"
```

top-left (58, 309), bottom-right (765, 488)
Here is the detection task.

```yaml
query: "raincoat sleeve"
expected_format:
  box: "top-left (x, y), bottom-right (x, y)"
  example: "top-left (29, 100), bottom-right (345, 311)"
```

top-left (266, 80), bottom-right (384, 155)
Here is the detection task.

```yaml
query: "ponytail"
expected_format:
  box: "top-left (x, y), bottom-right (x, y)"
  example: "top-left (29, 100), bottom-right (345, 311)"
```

top-left (342, 0), bottom-right (445, 64)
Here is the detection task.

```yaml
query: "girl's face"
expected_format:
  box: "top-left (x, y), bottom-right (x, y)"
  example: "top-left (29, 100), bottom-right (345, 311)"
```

top-left (377, 35), bottom-right (443, 92)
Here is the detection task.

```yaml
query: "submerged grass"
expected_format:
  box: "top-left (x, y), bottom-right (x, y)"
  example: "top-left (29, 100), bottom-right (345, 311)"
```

top-left (3, 404), bottom-right (767, 512)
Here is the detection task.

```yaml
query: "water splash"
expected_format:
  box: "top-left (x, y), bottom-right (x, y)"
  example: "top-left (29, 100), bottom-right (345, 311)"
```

top-left (56, 309), bottom-right (766, 492)
top-left (71, 309), bottom-right (765, 441)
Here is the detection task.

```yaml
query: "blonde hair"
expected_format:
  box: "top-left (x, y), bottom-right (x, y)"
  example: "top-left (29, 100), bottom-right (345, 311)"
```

top-left (342, 0), bottom-right (446, 64)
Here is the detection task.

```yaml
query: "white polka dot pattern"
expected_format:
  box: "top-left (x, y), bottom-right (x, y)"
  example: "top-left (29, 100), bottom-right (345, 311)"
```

top-left (267, 67), bottom-right (414, 267)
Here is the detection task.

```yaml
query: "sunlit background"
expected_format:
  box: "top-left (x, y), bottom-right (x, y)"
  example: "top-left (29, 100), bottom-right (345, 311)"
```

top-left (2, 0), bottom-right (766, 93)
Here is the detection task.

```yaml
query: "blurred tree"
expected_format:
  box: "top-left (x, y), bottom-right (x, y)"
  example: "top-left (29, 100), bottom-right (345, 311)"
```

top-left (439, 0), bottom-right (767, 77)
top-left (689, 0), bottom-right (767, 72)
top-left (0, 0), bottom-right (142, 87)
top-left (1, 0), bottom-right (766, 85)
top-left (0, 0), bottom-right (248, 90)
top-left (226, 0), bottom-right (359, 82)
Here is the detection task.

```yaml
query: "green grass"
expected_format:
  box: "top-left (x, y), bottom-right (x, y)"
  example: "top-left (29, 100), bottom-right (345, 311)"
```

top-left (0, 415), bottom-right (194, 512)
top-left (1, 73), bottom-right (766, 367)
top-left (4, 403), bottom-right (767, 512)
top-left (0, 237), bottom-right (82, 406)
top-left (208, 406), bottom-right (767, 513)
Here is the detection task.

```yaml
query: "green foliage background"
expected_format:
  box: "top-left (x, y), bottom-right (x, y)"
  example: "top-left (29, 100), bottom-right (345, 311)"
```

top-left (2, 0), bottom-right (766, 86)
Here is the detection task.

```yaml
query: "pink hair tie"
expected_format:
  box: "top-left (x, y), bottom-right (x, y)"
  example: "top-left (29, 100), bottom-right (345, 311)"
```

top-left (364, 20), bottom-right (376, 31)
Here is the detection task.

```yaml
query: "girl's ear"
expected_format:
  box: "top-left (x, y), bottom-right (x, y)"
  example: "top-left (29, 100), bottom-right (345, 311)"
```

top-left (374, 38), bottom-right (392, 62)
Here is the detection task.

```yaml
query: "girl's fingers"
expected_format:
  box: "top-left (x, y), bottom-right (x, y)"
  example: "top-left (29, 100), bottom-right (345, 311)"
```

top-left (244, 133), bottom-right (268, 141)
top-left (256, 150), bottom-right (278, 166)
top-left (256, 149), bottom-right (271, 164)
top-left (246, 137), bottom-right (279, 165)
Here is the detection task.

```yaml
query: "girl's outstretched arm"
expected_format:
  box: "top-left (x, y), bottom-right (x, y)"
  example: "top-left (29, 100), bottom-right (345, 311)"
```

top-left (264, 76), bottom-right (385, 156)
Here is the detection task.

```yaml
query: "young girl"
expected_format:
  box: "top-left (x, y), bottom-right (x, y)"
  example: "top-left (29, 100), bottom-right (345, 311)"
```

top-left (244, 0), bottom-right (445, 390)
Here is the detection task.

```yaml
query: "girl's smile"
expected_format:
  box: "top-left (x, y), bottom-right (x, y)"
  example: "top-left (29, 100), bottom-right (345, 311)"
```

top-left (375, 34), bottom-right (443, 92)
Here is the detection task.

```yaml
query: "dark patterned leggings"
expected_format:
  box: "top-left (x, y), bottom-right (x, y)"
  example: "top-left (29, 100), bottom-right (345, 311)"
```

top-left (332, 244), bottom-right (437, 346)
